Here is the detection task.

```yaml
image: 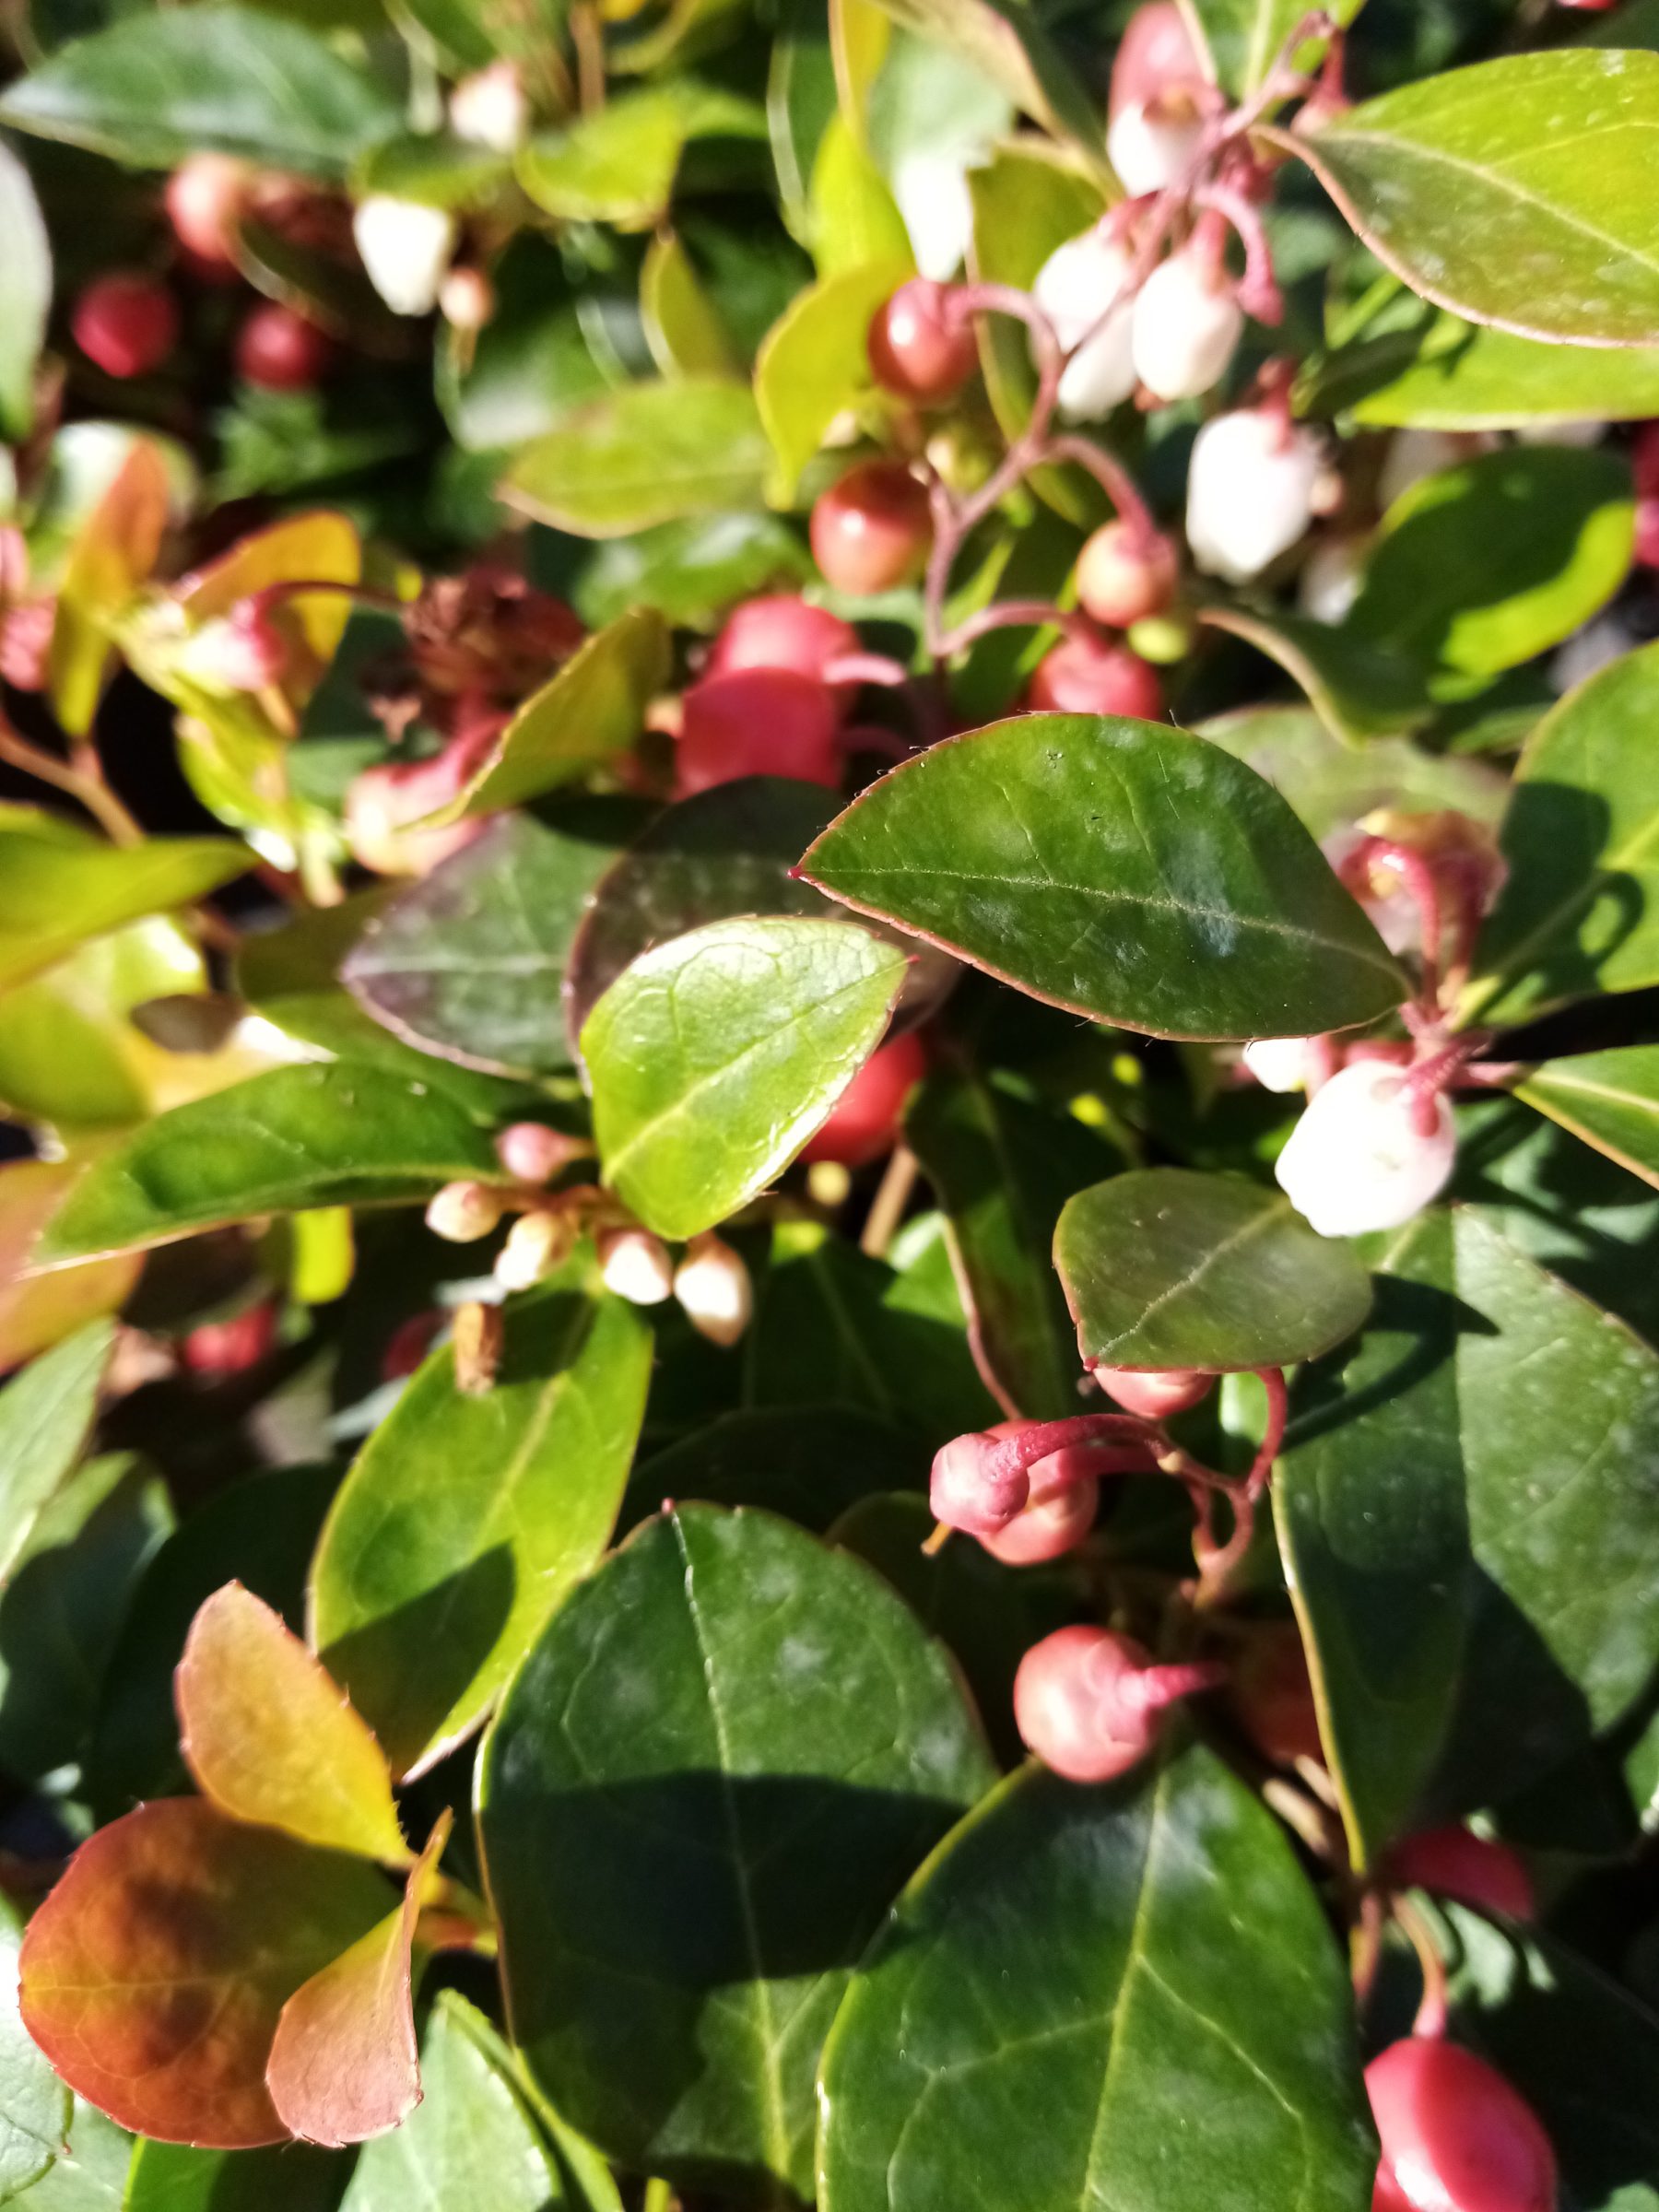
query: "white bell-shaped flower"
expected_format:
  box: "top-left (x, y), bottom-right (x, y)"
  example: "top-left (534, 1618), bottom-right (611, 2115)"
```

top-left (1032, 229), bottom-right (1136, 420)
top-left (893, 150), bottom-right (976, 281)
top-left (1131, 244), bottom-right (1242, 402)
top-left (673, 1234), bottom-right (753, 1347)
top-left (1242, 1037), bottom-right (1314, 1094)
top-left (449, 61), bottom-right (527, 151)
top-left (1275, 1061), bottom-right (1455, 1239)
top-left (352, 197), bottom-right (457, 318)
top-left (1186, 406), bottom-right (1322, 582)
top-left (1107, 99), bottom-right (1204, 195)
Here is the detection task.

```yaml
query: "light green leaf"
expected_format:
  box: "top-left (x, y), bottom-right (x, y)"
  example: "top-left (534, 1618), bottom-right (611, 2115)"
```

top-left (859, 0), bottom-right (1104, 155)
top-left (0, 1319), bottom-right (112, 1584)
top-left (1313, 305), bottom-right (1659, 428)
top-left (1195, 706), bottom-right (1507, 842)
top-left (0, 1897), bottom-right (70, 2203)
top-left (1184, 0), bottom-right (1364, 99)
top-left (641, 233), bottom-right (740, 379)
top-left (0, 141), bottom-right (49, 444)
top-left (1515, 1045), bottom-right (1659, 1191)
top-left (755, 258), bottom-right (911, 501)
top-left (518, 86), bottom-right (766, 227)
top-left (809, 115), bottom-right (912, 277)
top-left (504, 380), bottom-right (771, 538)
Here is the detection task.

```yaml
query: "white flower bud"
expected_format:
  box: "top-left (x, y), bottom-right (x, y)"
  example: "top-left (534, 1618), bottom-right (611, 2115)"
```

top-left (495, 1209), bottom-right (571, 1292)
top-left (892, 150), bottom-right (977, 282)
top-left (673, 1234), bottom-right (753, 1347)
top-left (1275, 1061), bottom-right (1455, 1239)
top-left (449, 60), bottom-right (527, 151)
top-left (1032, 229), bottom-right (1136, 421)
top-left (1242, 1037), bottom-right (1314, 1094)
top-left (1186, 406), bottom-right (1322, 582)
top-left (1107, 98), bottom-right (1204, 195)
top-left (1297, 534), bottom-right (1366, 623)
top-left (352, 196), bottom-right (457, 318)
top-left (599, 1227), bottom-right (675, 1306)
top-left (426, 1181), bottom-right (505, 1242)
top-left (1130, 244), bottom-right (1242, 402)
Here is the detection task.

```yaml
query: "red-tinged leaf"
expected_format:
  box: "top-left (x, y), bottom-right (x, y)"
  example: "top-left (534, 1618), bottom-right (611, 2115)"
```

top-left (49, 440), bottom-right (172, 737)
top-left (18, 1800), bottom-right (394, 2149)
top-left (265, 1813), bottom-right (451, 2148)
top-left (175, 1583), bottom-right (410, 1865)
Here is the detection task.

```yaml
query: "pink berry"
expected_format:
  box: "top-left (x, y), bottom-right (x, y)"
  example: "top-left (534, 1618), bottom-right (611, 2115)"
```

top-left (381, 1310), bottom-right (443, 1382)
top-left (704, 595), bottom-right (859, 710)
top-left (72, 274), bottom-right (180, 380)
top-left (1076, 523), bottom-right (1178, 628)
top-left (801, 1030), bottom-right (927, 1167)
top-left (1026, 632), bottom-right (1165, 719)
top-left (164, 156), bottom-right (247, 278)
top-left (810, 462), bottom-right (933, 595)
top-left (1366, 2039), bottom-right (1555, 2212)
top-left (1013, 1625), bottom-right (1223, 1783)
top-left (676, 668), bottom-right (841, 795)
top-left (1109, 1), bottom-right (1205, 121)
top-left (1383, 1827), bottom-right (1535, 1923)
top-left (179, 1302), bottom-right (277, 1377)
top-left (1095, 1366), bottom-right (1213, 1419)
top-left (235, 301), bottom-right (335, 391)
top-left (867, 279), bottom-right (978, 405)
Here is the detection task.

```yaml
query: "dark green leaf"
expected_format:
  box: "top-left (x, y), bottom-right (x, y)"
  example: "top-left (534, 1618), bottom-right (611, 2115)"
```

top-left (0, 6), bottom-right (399, 175)
top-left (34, 1064), bottom-right (509, 1266)
top-left (1279, 1209), bottom-right (1659, 1865)
top-left (342, 806), bottom-right (644, 1077)
top-left (1516, 1046), bottom-right (1659, 1191)
top-left (1281, 53), bottom-right (1659, 345)
top-left (574, 512), bottom-right (814, 632)
top-left (123, 2135), bottom-right (344, 2211)
top-left (1056, 1167), bottom-right (1372, 1374)
top-left (311, 1264), bottom-right (652, 1780)
top-left (0, 142), bottom-right (49, 443)
top-left (505, 380), bottom-right (771, 538)
top-left (818, 1748), bottom-right (1374, 2212)
top-left (0, 1318), bottom-right (112, 1582)
top-left (626, 1406), bottom-right (918, 1532)
top-left (800, 714), bottom-right (1407, 1039)
top-left (439, 237), bottom-right (616, 454)
top-left (479, 1504), bottom-right (994, 2198)
top-left (1195, 603), bottom-right (1434, 747)
top-left (582, 916), bottom-right (908, 1240)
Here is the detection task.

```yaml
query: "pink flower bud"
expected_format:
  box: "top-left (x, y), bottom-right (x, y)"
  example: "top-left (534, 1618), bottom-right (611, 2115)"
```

top-left (929, 1432), bottom-right (1031, 1537)
top-left (1014, 1626), bottom-right (1223, 1783)
top-left (673, 1233), bottom-right (753, 1347)
top-left (981, 1479), bottom-right (1099, 1565)
top-left (598, 1227), bottom-right (675, 1306)
top-left (426, 1181), bottom-right (505, 1242)
top-left (1131, 245), bottom-right (1242, 402)
top-left (1094, 1367), bottom-right (1214, 1419)
top-left (1275, 1060), bottom-right (1455, 1239)
top-left (1032, 230), bottom-right (1136, 420)
top-left (495, 1123), bottom-right (581, 1183)
top-left (1186, 406), bottom-right (1323, 582)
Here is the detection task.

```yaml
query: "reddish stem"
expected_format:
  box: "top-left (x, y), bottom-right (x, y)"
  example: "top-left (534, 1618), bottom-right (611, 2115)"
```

top-left (1040, 434), bottom-right (1161, 543)
top-left (935, 597), bottom-right (1095, 658)
top-left (982, 1414), bottom-right (1161, 1487)
top-left (1247, 1367), bottom-right (1288, 1500)
top-left (1193, 180), bottom-right (1285, 323)
top-left (1118, 1657), bottom-right (1229, 1713)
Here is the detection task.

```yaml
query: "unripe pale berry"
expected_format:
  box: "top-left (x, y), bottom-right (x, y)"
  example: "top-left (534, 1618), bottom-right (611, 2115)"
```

top-left (235, 302), bottom-right (335, 391)
top-left (598, 1227), bottom-right (675, 1306)
top-left (1095, 1367), bottom-right (1213, 1419)
top-left (1027, 633), bottom-right (1164, 721)
top-left (1076, 523), bottom-right (1178, 629)
top-left (1186, 406), bottom-right (1323, 582)
top-left (705, 596), bottom-right (859, 709)
top-left (677, 668), bottom-right (841, 795)
top-left (449, 60), bottom-right (528, 150)
top-left (1383, 1827), bottom-right (1535, 1922)
top-left (1298, 534), bottom-right (1366, 623)
top-left (495, 1208), bottom-right (571, 1292)
top-left (1109, 3), bottom-right (1205, 121)
top-left (426, 1180), bottom-right (506, 1242)
top-left (164, 156), bottom-right (247, 277)
top-left (801, 1030), bottom-right (927, 1167)
top-left (1275, 1060), bottom-right (1456, 1239)
top-left (929, 1431), bottom-right (1031, 1538)
top-left (1229, 1619), bottom-right (1324, 1767)
top-left (1032, 230), bottom-right (1136, 420)
top-left (673, 1233), bottom-right (754, 1348)
top-left (867, 279), bottom-right (978, 405)
top-left (1377, 428), bottom-right (1493, 510)
top-left (1131, 245), bottom-right (1243, 403)
top-left (381, 1309), bottom-right (443, 1382)
top-left (495, 1122), bottom-right (582, 1184)
top-left (810, 462), bottom-right (933, 595)
top-left (1107, 97), bottom-right (1205, 197)
top-left (72, 274), bottom-right (180, 381)
top-left (1366, 2039), bottom-right (1555, 2212)
top-left (1014, 1626), bottom-right (1223, 1783)
top-left (353, 196), bottom-right (457, 317)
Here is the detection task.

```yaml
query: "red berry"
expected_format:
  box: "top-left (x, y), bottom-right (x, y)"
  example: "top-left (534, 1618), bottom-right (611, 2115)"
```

top-left (180, 1301), bottom-right (277, 1377)
top-left (71, 274), bottom-right (180, 381)
top-left (1383, 1827), bottom-right (1535, 1922)
top-left (810, 462), bottom-right (933, 596)
top-left (676, 668), bottom-right (841, 796)
top-left (164, 156), bottom-right (247, 278)
top-left (235, 301), bottom-right (335, 391)
top-left (801, 1030), bottom-right (927, 1167)
top-left (1096, 1366), bottom-right (1213, 1419)
top-left (1633, 421), bottom-right (1659, 499)
top-left (1366, 2040), bottom-right (1555, 2212)
top-left (1014, 1625), bottom-right (1222, 1783)
top-left (1634, 496), bottom-right (1659, 569)
top-left (867, 279), bottom-right (978, 405)
top-left (977, 1422), bottom-right (1101, 1563)
top-left (1109, 1), bottom-right (1206, 120)
top-left (1076, 523), bottom-right (1179, 628)
top-left (1229, 1620), bottom-right (1324, 1768)
top-left (381, 1310), bottom-right (443, 1382)
top-left (705, 595), bottom-right (859, 709)
top-left (1027, 632), bottom-right (1165, 719)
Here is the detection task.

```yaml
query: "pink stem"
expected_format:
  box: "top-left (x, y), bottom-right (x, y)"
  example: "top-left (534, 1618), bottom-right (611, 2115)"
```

top-left (935, 598), bottom-right (1095, 658)
top-left (1193, 181), bottom-right (1285, 323)
top-left (1118, 1657), bottom-right (1228, 1714)
top-left (1040, 435), bottom-right (1160, 543)
top-left (823, 651), bottom-right (912, 688)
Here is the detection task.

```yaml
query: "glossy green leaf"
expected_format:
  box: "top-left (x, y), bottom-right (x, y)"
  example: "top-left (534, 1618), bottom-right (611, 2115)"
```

top-left (505, 380), bottom-right (771, 538)
top-left (1350, 444), bottom-right (1634, 682)
top-left (338, 1994), bottom-right (567, 2212)
top-left (1516, 1046), bottom-right (1659, 1190)
top-left (15, 2101), bottom-right (128, 2211)
top-left (1283, 53), bottom-right (1659, 346)
top-left (341, 806), bottom-right (641, 1078)
top-left (861, 0), bottom-right (1102, 154)
top-left (398, 0), bottom-right (565, 69)
top-left (1195, 707), bottom-right (1507, 844)
top-left (1056, 1168), bottom-right (1372, 1374)
top-left (799, 714), bottom-right (1406, 1040)
top-left (642, 233), bottom-right (740, 379)
top-left (0, 142), bottom-right (49, 443)
top-left (350, 130), bottom-right (508, 211)
top-left (1313, 304), bottom-right (1659, 428)
top-left (573, 512), bottom-right (814, 631)
top-left (1196, 604), bottom-right (1434, 746)
top-left (1468, 641), bottom-right (1659, 1021)
top-left (905, 1070), bottom-right (1121, 1419)
top-left (1185, 0), bottom-right (1362, 99)
top-left (34, 1065), bottom-right (510, 1267)
top-left (0, 1898), bottom-right (69, 2203)
top-left (0, 7), bottom-right (399, 175)
top-left (582, 916), bottom-right (909, 1240)
top-left (755, 259), bottom-right (910, 500)
top-left (818, 1748), bottom-right (1375, 2212)
top-left (0, 811), bottom-right (243, 996)
top-left (627, 1407), bottom-right (918, 1533)
top-left (518, 86), bottom-right (765, 227)
top-left (0, 1318), bottom-right (112, 1583)
top-left (480, 1504), bottom-right (994, 2198)
top-left (311, 1264), bottom-right (652, 1779)
top-left (124, 2136), bottom-right (345, 2212)
top-left (1279, 1209), bottom-right (1659, 1866)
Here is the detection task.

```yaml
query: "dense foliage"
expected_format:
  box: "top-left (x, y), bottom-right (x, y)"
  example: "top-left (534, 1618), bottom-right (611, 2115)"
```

top-left (1, 0), bottom-right (1659, 2205)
